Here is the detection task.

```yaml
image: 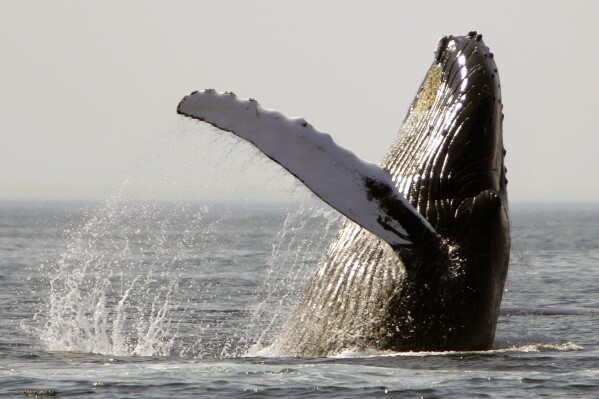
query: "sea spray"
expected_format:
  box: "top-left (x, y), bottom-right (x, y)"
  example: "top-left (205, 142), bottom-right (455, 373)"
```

top-left (32, 194), bottom-right (338, 358)
top-left (35, 196), bottom-right (219, 356)
top-left (242, 203), bottom-right (340, 356)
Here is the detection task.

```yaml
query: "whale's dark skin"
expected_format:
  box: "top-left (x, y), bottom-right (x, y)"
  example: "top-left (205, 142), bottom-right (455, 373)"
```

top-left (177, 32), bottom-right (509, 356)
top-left (272, 33), bottom-right (509, 356)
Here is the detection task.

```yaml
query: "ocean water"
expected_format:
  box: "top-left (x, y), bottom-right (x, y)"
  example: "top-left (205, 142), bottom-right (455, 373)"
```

top-left (1, 200), bottom-right (598, 398)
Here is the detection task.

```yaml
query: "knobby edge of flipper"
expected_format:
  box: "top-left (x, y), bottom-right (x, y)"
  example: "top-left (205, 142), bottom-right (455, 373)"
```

top-left (177, 89), bottom-right (438, 249)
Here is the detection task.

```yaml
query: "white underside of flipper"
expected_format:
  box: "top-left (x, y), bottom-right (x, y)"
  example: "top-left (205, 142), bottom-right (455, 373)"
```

top-left (178, 89), bottom-right (435, 247)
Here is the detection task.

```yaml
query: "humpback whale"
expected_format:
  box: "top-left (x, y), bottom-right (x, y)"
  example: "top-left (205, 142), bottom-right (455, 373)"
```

top-left (177, 32), bottom-right (509, 356)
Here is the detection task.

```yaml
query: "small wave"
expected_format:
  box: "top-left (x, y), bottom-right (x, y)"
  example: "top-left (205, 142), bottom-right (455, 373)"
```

top-left (331, 342), bottom-right (583, 358)
top-left (248, 337), bottom-right (583, 359)
top-left (504, 342), bottom-right (583, 352)
top-left (494, 334), bottom-right (583, 352)
top-left (500, 307), bottom-right (599, 316)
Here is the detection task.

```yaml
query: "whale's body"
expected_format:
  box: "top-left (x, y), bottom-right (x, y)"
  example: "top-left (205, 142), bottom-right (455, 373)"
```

top-left (178, 32), bottom-right (509, 356)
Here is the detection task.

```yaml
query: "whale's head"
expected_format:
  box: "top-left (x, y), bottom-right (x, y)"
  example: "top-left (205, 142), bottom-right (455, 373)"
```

top-left (382, 32), bottom-right (510, 350)
top-left (386, 32), bottom-right (507, 229)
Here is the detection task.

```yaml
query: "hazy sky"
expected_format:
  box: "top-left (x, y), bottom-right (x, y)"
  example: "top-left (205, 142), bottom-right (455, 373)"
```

top-left (2, 1), bottom-right (598, 203)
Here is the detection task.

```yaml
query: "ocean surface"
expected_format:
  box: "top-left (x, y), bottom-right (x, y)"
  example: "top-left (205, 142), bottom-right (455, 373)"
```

top-left (1, 200), bottom-right (598, 398)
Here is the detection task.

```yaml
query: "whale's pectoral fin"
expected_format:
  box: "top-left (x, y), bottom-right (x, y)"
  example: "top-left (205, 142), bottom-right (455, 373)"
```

top-left (455, 189), bottom-right (510, 263)
top-left (177, 89), bottom-right (437, 248)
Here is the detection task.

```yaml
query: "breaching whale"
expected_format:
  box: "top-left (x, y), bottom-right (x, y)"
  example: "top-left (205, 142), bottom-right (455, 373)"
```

top-left (177, 32), bottom-right (509, 356)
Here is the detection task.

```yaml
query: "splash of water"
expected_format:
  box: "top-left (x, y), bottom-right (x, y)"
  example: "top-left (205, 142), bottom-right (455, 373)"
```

top-left (243, 204), bottom-right (340, 356)
top-left (27, 123), bottom-right (339, 358)
top-left (31, 189), bottom-right (339, 359)
top-left (34, 196), bottom-right (218, 356)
